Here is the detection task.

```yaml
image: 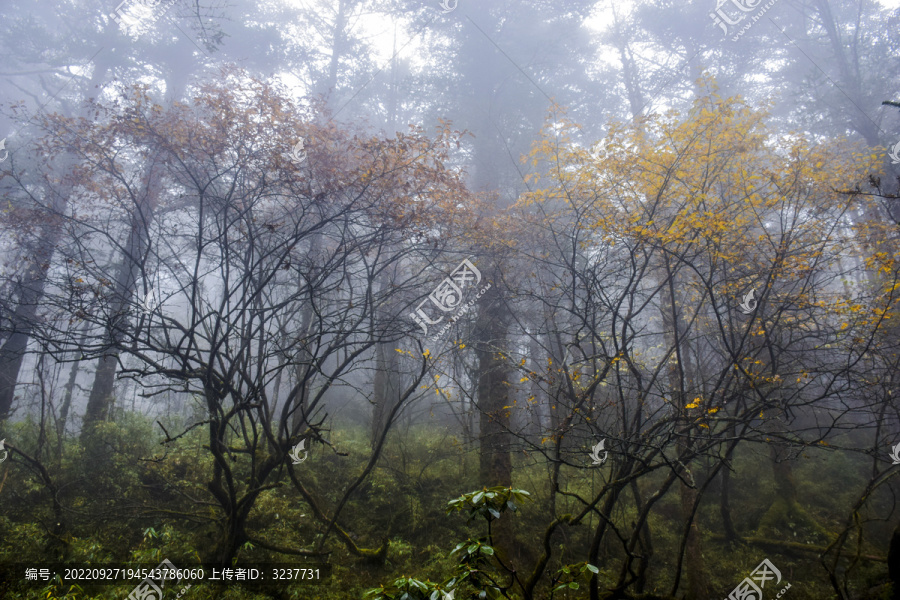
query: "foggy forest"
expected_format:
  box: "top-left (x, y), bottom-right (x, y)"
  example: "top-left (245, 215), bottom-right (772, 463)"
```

top-left (1, 0), bottom-right (900, 599)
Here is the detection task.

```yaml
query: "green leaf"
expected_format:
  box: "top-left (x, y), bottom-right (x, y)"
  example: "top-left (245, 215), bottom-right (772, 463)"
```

top-left (481, 545), bottom-right (494, 555)
top-left (488, 508), bottom-right (501, 519)
top-left (569, 582), bottom-right (579, 589)
top-left (468, 543), bottom-right (479, 554)
top-left (586, 564), bottom-right (599, 574)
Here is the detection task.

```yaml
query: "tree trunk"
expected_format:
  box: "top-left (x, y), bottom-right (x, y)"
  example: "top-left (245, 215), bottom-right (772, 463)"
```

top-left (889, 521), bottom-right (900, 600)
top-left (0, 216), bottom-right (61, 420)
top-left (631, 480), bottom-right (654, 594)
top-left (758, 440), bottom-right (825, 538)
top-left (772, 445), bottom-right (797, 504)
top-left (58, 324), bottom-right (90, 444)
top-left (589, 487), bottom-right (624, 600)
top-left (720, 466), bottom-right (739, 543)
top-left (474, 270), bottom-right (513, 555)
top-left (290, 233), bottom-right (322, 435)
top-left (679, 476), bottom-right (709, 600)
top-left (371, 341), bottom-right (399, 448)
top-left (83, 353), bottom-right (120, 429)
top-left (82, 175), bottom-right (157, 437)
top-left (0, 58), bottom-right (112, 423)
top-left (658, 255), bottom-right (709, 600)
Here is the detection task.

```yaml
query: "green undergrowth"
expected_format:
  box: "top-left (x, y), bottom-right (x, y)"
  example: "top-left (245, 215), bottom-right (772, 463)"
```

top-left (0, 415), bottom-right (893, 599)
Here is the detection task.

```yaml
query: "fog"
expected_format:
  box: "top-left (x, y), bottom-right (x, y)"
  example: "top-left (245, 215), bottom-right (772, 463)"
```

top-left (0, 1), bottom-right (899, 599)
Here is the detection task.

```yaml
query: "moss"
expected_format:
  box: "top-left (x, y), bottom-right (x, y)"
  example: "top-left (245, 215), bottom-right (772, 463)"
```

top-left (756, 495), bottom-right (830, 542)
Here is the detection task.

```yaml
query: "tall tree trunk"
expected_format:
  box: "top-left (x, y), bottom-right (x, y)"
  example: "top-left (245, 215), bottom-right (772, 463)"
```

top-left (757, 412), bottom-right (825, 537)
top-left (0, 219), bottom-right (59, 420)
top-left (290, 233), bottom-right (323, 435)
top-left (588, 487), bottom-right (625, 600)
top-left (474, 269), bottom-right (513, 556)
top-left (83, 353), bottom-right (120, 429)
top-left (0, 54), bottom-right (114, 422)
top-left (0, 54), bottom-right (117, 423)
top-left (320, 0), bottom-right (348, 99)
top-left (627, 480), bottom-right (654, 594)
top-left (57, 323), bottom-right (91, 457)
top-left (678, 472), bottom-right (709, 600)
top-left (757, 438), bottom-right (822, 536)
top-left (82, 175), bottom-right (157, 437)
top-left (82, 38), bottom-right (187, 434)
top-left (659, 255), bottom-right (709, 600)
top-left (371, 262), bottom-right (400, 448)
top-left (772, 444), bottom-right (797, 504)
top-left (720, 465), bottom-right (739, 543)
top-left (371, 341), bottom-right (399, 448)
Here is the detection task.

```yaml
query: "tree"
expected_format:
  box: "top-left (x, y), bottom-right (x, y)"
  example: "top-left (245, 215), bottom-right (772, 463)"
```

top-left (508, 86), bottom-right (877, 598)
top-left (20, 75), bottom-right (471, 565)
